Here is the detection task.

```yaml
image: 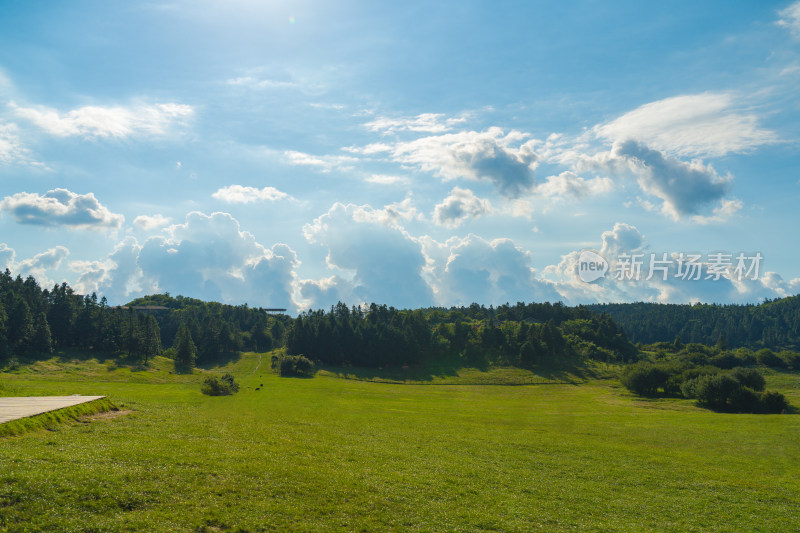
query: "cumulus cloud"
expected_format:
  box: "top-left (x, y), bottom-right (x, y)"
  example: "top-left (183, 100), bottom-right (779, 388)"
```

top-left (778, 1), bottom-right (800, 36)
top-left (433, 187), bottom-right (492, 228)
top-left (421, 234), bottom-right (561, 306)
top-left (133, 214), bottom-right (172, 231)
top-left (391, 127), bottom-right (539, 198)
top-left (583, 140), bottom-right (731, 219)
top-left (10, 101), bottom-right (193, 139)
top-left (0, 189), bottom-right (124, 229)
top-left (0, 243), bottom-right (15, 270)
top-left (138, 212), bottom-right (298, 307)
top-left (364, 113), bottom-right (468, 134)
top-left (74, 212), bottom-right (301, 308)
top-left (536, 171), bottom-right (614, 200)
top-left (542, 222), bottom-right (793, 305)
top-left (212, 185), bottom-right (290, 203)
top-left (302, 203), bottom-right (434, 309)
top-left (15, 246), bottom-right (70, 287)
top-left (594, 93), bottom-right (775, 157)
top-left (71, 237), bottom-right (153, 303)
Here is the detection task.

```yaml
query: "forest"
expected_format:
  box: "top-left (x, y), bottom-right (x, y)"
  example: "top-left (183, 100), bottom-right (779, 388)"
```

top-left (1, 268), bottom-right (800, 382)
top-left (590, 297), bottom-right (800, 349)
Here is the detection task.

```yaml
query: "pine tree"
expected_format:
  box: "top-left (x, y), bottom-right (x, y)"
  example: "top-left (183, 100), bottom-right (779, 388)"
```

top-left (141, 314), bottom-right (162, 365)
top-left (32, 312), bottom-right (53, 353)
top-left (8, 297), bottom-right (34, 352)
top-left (173, 322), bottom-right (196, 372)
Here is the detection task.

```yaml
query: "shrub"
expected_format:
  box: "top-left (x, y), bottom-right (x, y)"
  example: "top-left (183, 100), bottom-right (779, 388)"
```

top-left (621, 362), bottom-right (668, 395)
top-left (275, 354), bottom-right (315, 377)
top-left (201, 373), bottom-right (240, 396)
top-left (729, 367), bottom-right (765, 391)
top-left (778, 350), bottom-right (800, 369)
top-left (688, 374), bottom-right (741, 409)
top-left (682, 371), bottom-right (788, 413)
top-left (760, 391), bottom-right (788, 414)
top-left (728, 386), bottom-right (761, 413)
top-left (734, 348), bottom-right (756, 366)
top-left (709, 352), bottom-right (742, 370)
top-left (756, 348), bottom-right (786, 368)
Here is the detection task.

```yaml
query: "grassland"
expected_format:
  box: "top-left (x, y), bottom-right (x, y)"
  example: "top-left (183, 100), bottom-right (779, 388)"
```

top-left (1, 353), bottom-right (799, 532)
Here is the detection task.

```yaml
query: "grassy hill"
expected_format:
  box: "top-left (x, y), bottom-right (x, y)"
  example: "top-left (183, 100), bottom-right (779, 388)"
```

top-left (1, 353), bottom-right (799, 531)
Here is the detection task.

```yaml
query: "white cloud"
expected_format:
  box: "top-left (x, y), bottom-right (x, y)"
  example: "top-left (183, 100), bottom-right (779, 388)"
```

top-left (364, 113), bottom-right (468, 134)
top-left (0, 243), bottom-right (16, 270)
top-left (342, 142), bottom-right (394, 155)
top-left (691, 198), bottom-right (743, 225)
top-left (778, 1), bottom-right (800, 36)
top-left (0, 189), bottom-right (124, 229)
top-left (364, 174), bottom-right (409, 185)
top-left (542, 222), bottom-right (794, 305)
top-left (391, 127), bottom-right (539, 198)
top-left (133, 214), bottom-right (172, 231)
top-left (594, 93), bottom-right (776, 157)
top-left (15, 246), bottom-right (70, 288)
top-left (75, 212), bottom-right (301, 308)
top-left (72, 237), bottom-right (152, 303)
top-left (433, 187), bottom-right (492, 228)
top-left (212, 185), bottom-right (290, 203)
top-left (421, 234), bottom-right (560, 306)
top-left (582, 140), bottom-right (731, 219)
top-left (283, 150), bottom-right (358, 172)
top-left (0, 122), bottom-right (35, 166)
top-left (302, 203), bottom-right (434, 309)
top-left (10, 101), bottom-right (193, 139)
top-left (536, 171), bottom-right (614, 200)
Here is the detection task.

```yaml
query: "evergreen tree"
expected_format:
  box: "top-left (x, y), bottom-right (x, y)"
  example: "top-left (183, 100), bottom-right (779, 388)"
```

top-left (173, 322), bottom-right (196, 372)
top-left (8, 297), bottom-right (34, 352)
top-left (140, 314), bottom-right (162, 364)
top-left (32, 312), bottom-right (53, 353)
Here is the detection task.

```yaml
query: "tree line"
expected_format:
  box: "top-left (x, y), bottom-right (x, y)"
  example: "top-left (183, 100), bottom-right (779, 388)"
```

top-left (590, 296), bottom-right (800, 349)
top-left (0, 271), bottom-right (291, 367)
top-left (286, 301), bottom-right (637, 368)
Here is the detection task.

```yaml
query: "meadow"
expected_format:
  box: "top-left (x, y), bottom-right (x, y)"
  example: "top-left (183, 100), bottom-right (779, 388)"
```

top-left (1, 353), bottom-right (799, 532)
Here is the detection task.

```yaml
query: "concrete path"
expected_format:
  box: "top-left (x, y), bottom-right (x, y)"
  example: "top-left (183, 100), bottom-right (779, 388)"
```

top-left (0, 396), bottom-right (106, 424)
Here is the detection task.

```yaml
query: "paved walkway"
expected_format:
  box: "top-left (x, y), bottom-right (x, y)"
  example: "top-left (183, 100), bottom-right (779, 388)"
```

top-left (0, 396), bottom-right (106, 424)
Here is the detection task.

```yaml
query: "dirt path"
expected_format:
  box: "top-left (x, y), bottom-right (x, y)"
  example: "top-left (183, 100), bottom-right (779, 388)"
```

top-left (251, 353), bottom-right (263, 374)
top-left (0, 396), bottom-right (106, 424)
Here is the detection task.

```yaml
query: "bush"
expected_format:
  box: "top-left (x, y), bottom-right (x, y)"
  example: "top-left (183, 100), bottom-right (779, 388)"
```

top-left (778, 350), bottom-right (800, 369)
top-left (756, 348), bottom-right (786, 368)
top-left (709, 352), bottom-right (743, 370)
top-left (201, 373), bottom-right (240, 396)
top-left (274, 354), bottom-right (315, 377)
top-left (686, 374), bottom-right (741, 409)
top-left (621, 362), bottom-right (668, 395)
top-left (681, 371), bottom-right (788, 413)
top-left (760, 391), bottom-right (788, 414)
top-left (729, 367), bottom-right (765, 391)
top-left (728, 386), bottom-right (761, 413)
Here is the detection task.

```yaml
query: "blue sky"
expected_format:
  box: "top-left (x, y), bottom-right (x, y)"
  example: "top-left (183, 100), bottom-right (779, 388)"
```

top-left (1, 0), bottom-right (799, 312)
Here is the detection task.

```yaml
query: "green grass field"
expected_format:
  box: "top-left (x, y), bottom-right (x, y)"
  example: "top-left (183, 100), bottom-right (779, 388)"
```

top-left (1, 353), bottom-right (799, 532)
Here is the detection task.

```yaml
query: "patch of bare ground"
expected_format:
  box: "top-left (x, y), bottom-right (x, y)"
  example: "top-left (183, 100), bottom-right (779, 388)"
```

top-left (79, 409), bottom-right (133, 422)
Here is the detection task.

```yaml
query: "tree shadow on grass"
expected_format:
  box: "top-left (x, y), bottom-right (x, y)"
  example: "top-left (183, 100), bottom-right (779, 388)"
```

top-left (319, 359), bottom-right (463, 383)
top-left (195, 351), bottom-right (243, 371)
